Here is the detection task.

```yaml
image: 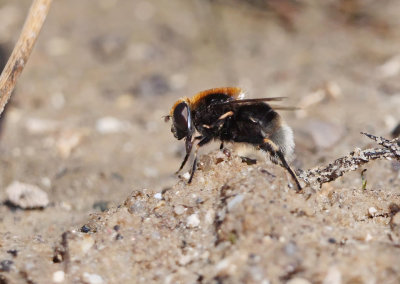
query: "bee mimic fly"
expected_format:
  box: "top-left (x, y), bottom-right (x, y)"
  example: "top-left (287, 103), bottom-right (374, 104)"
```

top-left (165, 87), bottom-right (302, 191)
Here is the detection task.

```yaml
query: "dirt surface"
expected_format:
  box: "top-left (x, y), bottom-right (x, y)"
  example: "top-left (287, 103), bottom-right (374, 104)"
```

top-left (0, 0), bottom-right (400, 283)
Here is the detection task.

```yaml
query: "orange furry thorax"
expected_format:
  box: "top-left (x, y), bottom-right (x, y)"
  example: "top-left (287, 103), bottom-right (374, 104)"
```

top-left (169, 87), bottom-right (244, 116)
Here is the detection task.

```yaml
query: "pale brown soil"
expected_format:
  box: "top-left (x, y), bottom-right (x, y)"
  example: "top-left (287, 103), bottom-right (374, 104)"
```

top-left (0, 0), bottom-right (400, 283)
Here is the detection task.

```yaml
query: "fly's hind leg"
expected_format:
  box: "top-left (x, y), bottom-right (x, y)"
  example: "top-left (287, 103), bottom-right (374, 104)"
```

top-left (259, 139), bottom-right (302, 191)
top-left (188, 136), bottom-right (212, 183)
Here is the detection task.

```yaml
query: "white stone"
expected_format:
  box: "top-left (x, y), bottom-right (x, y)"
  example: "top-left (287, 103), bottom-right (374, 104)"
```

top-left (53, 270), bottom-right (65, 283)
top-left (6, 181), bottom-right (49, 209)
top-left (57, 129), bottom-right (85, 158)
top-left (41, 177), bottom-right (52, 188)
top-left (25, 118), bottom-right (59, 134)
top-left (187, 214), bottom-right (200, 228)
top-left (182, 172), bottom-right (191, 180)
top-left (174, 205), bottom-right (186, 215)
top-left (205, 209), bottom-right (215, 224)
top-left (153, 193), bottom-right (162, 200)
top-left (287, 278), bottom-right (311, 284)
top-left (95, 117), bottom-right (129, 134)
top-left (323, 266), bottom-right (342, 284)
top-left (378, 54), bottom-right (400, 78)
top-left (365, 233), bottom-right (373, 242)
top-left (80, 236), bottom-right (95, 254)
top-left (82, 272), bottom-right (103, 284)
top-left (368, 207), bottom-right (378, 217)
top-left (227, 194), bottom-right (244, 211)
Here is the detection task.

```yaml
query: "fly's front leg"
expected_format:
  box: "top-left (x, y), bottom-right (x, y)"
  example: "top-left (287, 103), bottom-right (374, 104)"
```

top-left (176, 136), bottom-right (202, 174)
top-left (188, 136), bottom-right (212, 183)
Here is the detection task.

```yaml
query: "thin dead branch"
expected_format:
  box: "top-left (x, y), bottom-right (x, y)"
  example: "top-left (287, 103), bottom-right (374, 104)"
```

top-left (299, 132), bottom-right (400, 188)
top-left (0, 0), bottom-right (53, 117)
top-left (361, 132), bottom-right (400, 156)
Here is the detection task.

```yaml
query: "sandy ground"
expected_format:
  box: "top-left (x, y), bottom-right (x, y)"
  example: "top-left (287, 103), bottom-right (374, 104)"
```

top-left (0, 0), bottom-right (400, 283)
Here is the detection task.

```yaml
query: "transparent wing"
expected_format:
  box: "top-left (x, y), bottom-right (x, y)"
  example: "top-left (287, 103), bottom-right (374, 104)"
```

top-left (215, 97), bottom-right (287, 105)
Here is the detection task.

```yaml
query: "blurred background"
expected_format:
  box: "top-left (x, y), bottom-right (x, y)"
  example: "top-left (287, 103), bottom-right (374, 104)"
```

top-left (0, 0), bottom-right (399, 241)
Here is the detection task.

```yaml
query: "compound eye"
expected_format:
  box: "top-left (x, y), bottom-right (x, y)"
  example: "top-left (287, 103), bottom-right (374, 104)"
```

top-left (172, 102), bottom-right (191, 139)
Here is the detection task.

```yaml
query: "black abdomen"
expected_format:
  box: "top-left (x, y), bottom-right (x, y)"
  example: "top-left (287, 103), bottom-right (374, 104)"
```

top-left (194, 98), bottom-right (279, 146)
top-left (229, 103), bottom-right (277, 144)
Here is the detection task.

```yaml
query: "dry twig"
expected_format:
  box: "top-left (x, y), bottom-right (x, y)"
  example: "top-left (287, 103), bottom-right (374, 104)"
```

top-left (299, 132), bottom-right (400, 188)
top-left (0, 0), bottom-right (53, 117)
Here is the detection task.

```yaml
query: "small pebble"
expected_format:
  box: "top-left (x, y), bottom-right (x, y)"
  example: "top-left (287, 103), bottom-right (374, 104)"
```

top-left (25, 118), bottom-right (59, 134)
top-left (6, 250), bottom-right (17, 257)
top-left (205, 209), bottom-right (215, 224)
top-left (178, 254), bottom-right (192, 266)
top-left (41, 177), bottom-right (52, 189)
top-left (215, 150), bottom-right (226, 160)
top-left (6, 181), bottom-right (49, 209)
top-left (390, 211), bottom-right (400, 231)
top-left (0, 260), bottom-right (13, 272)
top-left (96, 117), bottom-right (129, 134)
top-left (82, 272), bottom-right (104, 284)
top-left (392, 161), bottom-right (400, 172)
top-left (187, 214), bottom-right (200, 228)
top-left (60, 201), bottom-right (72, 211)
top-left (182, 172), bottom-right (191, 180)
top-left (93, 201), bottom-right (109, 212)
top-left (53, 270), bottom-right (65, 283)
top-left (128, 201), bottom-right (146, 215)
top-left (284, 241), bottom-right (297, 256)
top-left (81, 225), bottom-right (91, 233)
top-left (287, 278), bottom-right (311, 284)
top-left (325, 81), bottom-right (342, 99)
top-left (389, 203), bottom-right (400, 215)
top-left (56, 129), bottom-right (85, 158)
top-left (323, 266), bottom-right (342, 284)
top-left (69, 235), bottom-right (95, 261)
top-left (153, 193), bottom-right (162, 200)
top-left (377, 54), bottom-right (400, 78)
top-left (79, 236), bottom-right (95, 254)
top-left (368, 207), bottom-right (378, 217)
top-left (174, 205), bottom-right (186, 215)
top-left (215, 258), bottom-right (232, 274)
top-left (227, 194), bottom-right (244, 211)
